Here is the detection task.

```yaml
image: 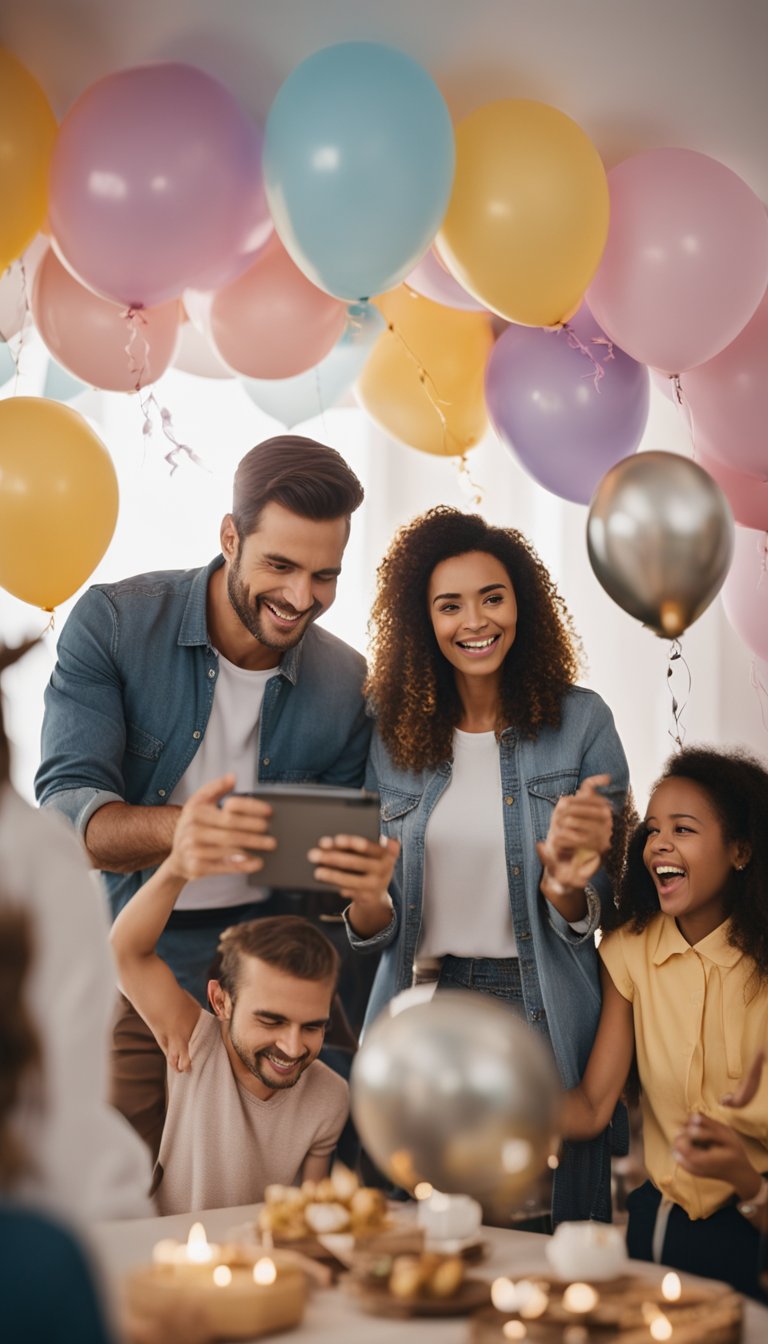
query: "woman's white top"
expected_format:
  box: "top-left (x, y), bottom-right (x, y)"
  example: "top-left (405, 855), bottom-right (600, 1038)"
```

top-left (419, 729), bottom-right (518, 959)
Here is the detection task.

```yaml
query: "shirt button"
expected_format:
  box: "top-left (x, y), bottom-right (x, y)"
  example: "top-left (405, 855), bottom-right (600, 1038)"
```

top-left (505, 795), bottom-right (515, 806)
top-left (207, 668), bottom-right (216, 679)
top-left (192, 730), bottom-right (201, 740)
top-left (262, 757), bottom-right (271, 767)
top-left (513, 865), bottom-right (521, 877)
top-left (157, 789), bottom-right (166, 798)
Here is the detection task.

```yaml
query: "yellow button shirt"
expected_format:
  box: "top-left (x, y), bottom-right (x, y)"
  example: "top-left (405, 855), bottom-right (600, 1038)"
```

top-left (599, 914), bottom-right (768, 1220)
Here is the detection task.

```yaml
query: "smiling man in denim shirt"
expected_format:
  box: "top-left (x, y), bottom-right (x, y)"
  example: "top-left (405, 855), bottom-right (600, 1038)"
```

top-left (35, 434), bottom-right (376, 1157)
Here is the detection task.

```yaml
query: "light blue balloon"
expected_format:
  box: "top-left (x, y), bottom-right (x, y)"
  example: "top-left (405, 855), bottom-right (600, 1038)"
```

top-left (242, 302), bottom-right (385, 427)
top-left (43, 358), bottom-right (87, 403)
top-left (0, 342), bottom-right (15, 387)
top-left (264, 42), bottom-right (454, 301)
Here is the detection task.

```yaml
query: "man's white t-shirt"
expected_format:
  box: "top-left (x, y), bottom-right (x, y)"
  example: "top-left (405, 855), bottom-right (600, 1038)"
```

top-left (169, 654), bottom-right (277, 911)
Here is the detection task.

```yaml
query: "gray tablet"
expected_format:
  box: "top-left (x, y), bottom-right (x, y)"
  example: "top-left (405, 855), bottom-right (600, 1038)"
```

top-left (229, 784), bottom-right (381, 892)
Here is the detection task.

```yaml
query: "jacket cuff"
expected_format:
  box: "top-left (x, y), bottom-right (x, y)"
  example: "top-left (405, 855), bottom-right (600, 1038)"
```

top-left (41, 786), bottom-right (125, 838)
top-left (342, 903), bottom-right (398, 952)
top-left (546, 883), bottom-right (601, 944)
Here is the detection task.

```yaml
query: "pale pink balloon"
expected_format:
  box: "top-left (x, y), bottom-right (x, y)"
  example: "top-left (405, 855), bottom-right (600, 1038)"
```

top-left (31, 248), bottom-right (179, 391)
top-left (0, 235), bottom-right (48, 339)
top-left (721, 525), bottom-right (768, 661)
top-left (587, 148), bottom-right (768, 374)
top-left (695, 443), bottom-right (768, 532)
top-left (173, 318), bottom-right (234, 379)
top-left (209, 234), bottom-right (347, 379)
top-left (406, 246), bottom-right (487, 311)
top-left (681, 291), bottom-right (768, 478)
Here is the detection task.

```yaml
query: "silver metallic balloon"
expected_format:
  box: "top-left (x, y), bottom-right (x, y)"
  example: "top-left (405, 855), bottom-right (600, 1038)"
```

top-left (587, 451), bottom-right (734, 638)
top-left (350, 991), bottom-right (560, 1214)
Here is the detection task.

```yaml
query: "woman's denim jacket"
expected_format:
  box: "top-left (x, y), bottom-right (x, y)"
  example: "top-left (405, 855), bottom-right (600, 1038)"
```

top-left (346, 686), bottom-right (630, 1221)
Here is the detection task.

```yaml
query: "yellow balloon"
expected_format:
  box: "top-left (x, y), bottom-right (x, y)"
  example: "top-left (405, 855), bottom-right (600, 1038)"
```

top-left (358, 287), bottom-right (493, 456)
top-left (0, 49), bottom-right (58, 270)
top-left (0, 398), bottom-right (119, 610)
top-left (437, 99), bottom-right (609, 328)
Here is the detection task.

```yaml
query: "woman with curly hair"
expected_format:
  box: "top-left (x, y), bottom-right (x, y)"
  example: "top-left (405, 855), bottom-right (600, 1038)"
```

top-left (562, 746), bottom-right (768, 1299)
top-left (320, 506), bottom-right (629, 1224)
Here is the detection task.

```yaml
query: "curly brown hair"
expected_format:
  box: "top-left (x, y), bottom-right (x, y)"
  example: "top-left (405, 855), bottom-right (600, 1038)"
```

top-left (0, 904), bottom-right (39, 1188)
top-left (605, 746), bottom-right (768, 979)
top-left (366, 506), bottom-right (583, 771)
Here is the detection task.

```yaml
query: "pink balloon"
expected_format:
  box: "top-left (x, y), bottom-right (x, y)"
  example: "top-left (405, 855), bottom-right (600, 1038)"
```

top-left (31, 248), bottom-right (179, 391)
top-left (406, 246), bottom-right (487, 311)
top-left (587, 148), bottom-right (768, 374)
top-left (695, 443), bottom-right (768, 532)
top-left (681, 291), bottom-right (768, 478)
top-left (49, 63), bottom-right (271, 308)
top-left (173, 318), bottom-right (234, 379)
top-left (721, 525), bottom-right (768, 661)
top-left (209, 234), bottom-right (347, 379)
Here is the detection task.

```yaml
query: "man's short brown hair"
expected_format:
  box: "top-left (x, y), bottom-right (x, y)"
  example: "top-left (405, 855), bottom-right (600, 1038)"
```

top-left (232, 435), bottom-right (364, 540)
top-left (217, 915), bottom-right (339, 1002)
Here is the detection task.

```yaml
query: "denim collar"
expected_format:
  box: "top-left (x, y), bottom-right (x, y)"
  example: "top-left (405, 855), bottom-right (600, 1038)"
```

top-left (177, 554), bottom-right (303, 685)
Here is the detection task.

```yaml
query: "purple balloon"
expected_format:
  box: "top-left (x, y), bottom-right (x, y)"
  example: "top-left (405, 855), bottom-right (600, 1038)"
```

top-left (485, 305), bottom-right (650, 503)
top-left (49, 63), bottom-right (272, 309)
top-left (406, 246), bottom-right (487, 311)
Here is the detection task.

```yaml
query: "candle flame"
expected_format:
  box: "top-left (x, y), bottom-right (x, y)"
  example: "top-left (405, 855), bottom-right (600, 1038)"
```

top-left (502, 1323), bottom-right (527, 1340)
top-left (414, 1182), bottom-right (433, 1200)
top-left (661, 1271), bottom-right (682, 1301)
top-left (562, 1282), bottom-right (599, 1314)
top-left (186, 1222), bottom-right (213, 1264)
top-left (491, 1277), bottom-right (519, 1313)
top-left (253, 1257), bottom-right (277, 1285)
top-left (213, 1266), bottom-right (232, 1287)
top-left (650, 1315), bottom-right (673, 1341)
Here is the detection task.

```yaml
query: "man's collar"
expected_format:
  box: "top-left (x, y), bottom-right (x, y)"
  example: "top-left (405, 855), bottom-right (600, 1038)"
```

top-left (651, 913), bottom-right (741, 968)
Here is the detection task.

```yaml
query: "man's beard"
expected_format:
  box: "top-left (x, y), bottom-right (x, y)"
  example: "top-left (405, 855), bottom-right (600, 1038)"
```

top-left (230, 1031), bottom-right (311, 1091)
top-left (227, 555), bottom-right (320, 651)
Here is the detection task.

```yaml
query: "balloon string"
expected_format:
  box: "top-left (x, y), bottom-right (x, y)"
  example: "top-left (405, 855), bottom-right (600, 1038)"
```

top-left (385, 318), bottom-right (457, 457)
top-left (123, 308), bottom-right (207, 476)
top-left (456, 454), bottom-right (484, 507)
top-left (40, 612), bottom-right (55, 634)
top-left (670, 374), bottom-right (698, 455)
top-left (750, 657), bottom-right (768, 734)
top-left (666, 637), bottom-right (691, 750)
top-left (561, 323), bottom-right (614, 393)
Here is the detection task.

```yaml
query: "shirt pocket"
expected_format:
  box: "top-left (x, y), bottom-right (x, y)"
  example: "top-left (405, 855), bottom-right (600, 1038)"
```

top-left (527, 769), bottom-right (580, 841)
top-left (378, 787), bottom-right (421, 840)
top-left (125, 721), bottom-right (165, 762)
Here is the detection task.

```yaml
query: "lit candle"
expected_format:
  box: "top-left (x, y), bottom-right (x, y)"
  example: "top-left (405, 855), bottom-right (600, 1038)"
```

top-left (562, 1282), bottom-right (599, 1315)
top-left (416, 1189), bottom-right (482, 1241)
top-left (642, 1301), bottom-right (674, 1341)
top-left (502, 1322), bottom-right (527, 1340)
top-left (125, 1240), bottom-right (306, 1340)
top-left (546, 1219), bottom-right (627, 1281)
top-left (490, 1277), bottom-right (549, 1319)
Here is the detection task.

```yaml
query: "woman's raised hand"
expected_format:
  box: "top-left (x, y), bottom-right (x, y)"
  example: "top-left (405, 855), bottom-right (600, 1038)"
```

top-left (537, 773), bottom-right (613, 900)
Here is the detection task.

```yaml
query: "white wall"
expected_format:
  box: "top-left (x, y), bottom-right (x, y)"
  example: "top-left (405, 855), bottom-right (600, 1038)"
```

top-left (2, 336), bottom-right (767, 811)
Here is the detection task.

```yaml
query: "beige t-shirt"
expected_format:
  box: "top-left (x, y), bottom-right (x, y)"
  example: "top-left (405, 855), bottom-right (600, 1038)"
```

top-left (154, 1010), bottom-right (349, 1215)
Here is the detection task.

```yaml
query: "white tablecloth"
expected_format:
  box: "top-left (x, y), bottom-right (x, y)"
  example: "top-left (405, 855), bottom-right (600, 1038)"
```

top-left (94, 1202), bottom-right (768, 1343)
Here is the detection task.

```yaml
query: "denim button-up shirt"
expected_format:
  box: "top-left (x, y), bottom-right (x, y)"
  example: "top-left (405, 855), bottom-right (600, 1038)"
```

top-left (35, 557), bottom-right (371, 921)
top-left (348, 686), bottom-right (629, 1091)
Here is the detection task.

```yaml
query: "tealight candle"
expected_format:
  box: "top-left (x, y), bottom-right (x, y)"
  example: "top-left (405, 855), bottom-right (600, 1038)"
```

top-left (125, 1229), bottom-right (306, 1341)
top-left (546, 1219), bottom-right (627, 1282)
top-left (416, 1190), bottom-right (482, 1242)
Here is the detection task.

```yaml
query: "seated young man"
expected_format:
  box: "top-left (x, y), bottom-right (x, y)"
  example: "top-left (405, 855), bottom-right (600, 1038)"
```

top-left (110, 777), bottom-right (357, 1215)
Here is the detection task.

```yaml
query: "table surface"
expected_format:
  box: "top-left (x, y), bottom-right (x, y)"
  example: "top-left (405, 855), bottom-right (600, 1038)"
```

top-left (94, 1202), bottom-right (768, 1343)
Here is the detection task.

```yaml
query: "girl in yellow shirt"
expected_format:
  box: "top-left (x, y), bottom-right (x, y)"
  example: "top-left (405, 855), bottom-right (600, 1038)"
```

top-left (561, 746), bottom-right (768, 1300)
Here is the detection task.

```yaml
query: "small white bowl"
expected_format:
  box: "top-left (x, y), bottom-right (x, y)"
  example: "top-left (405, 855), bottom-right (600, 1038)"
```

top-left (545, 1220), bottom-right (628, 1282)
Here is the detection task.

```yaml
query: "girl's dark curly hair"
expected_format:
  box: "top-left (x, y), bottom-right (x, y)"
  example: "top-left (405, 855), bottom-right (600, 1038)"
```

top-left (607, 745), bottom-right (768, 978)
top-left (366, 506), bottom-right (582, 770)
